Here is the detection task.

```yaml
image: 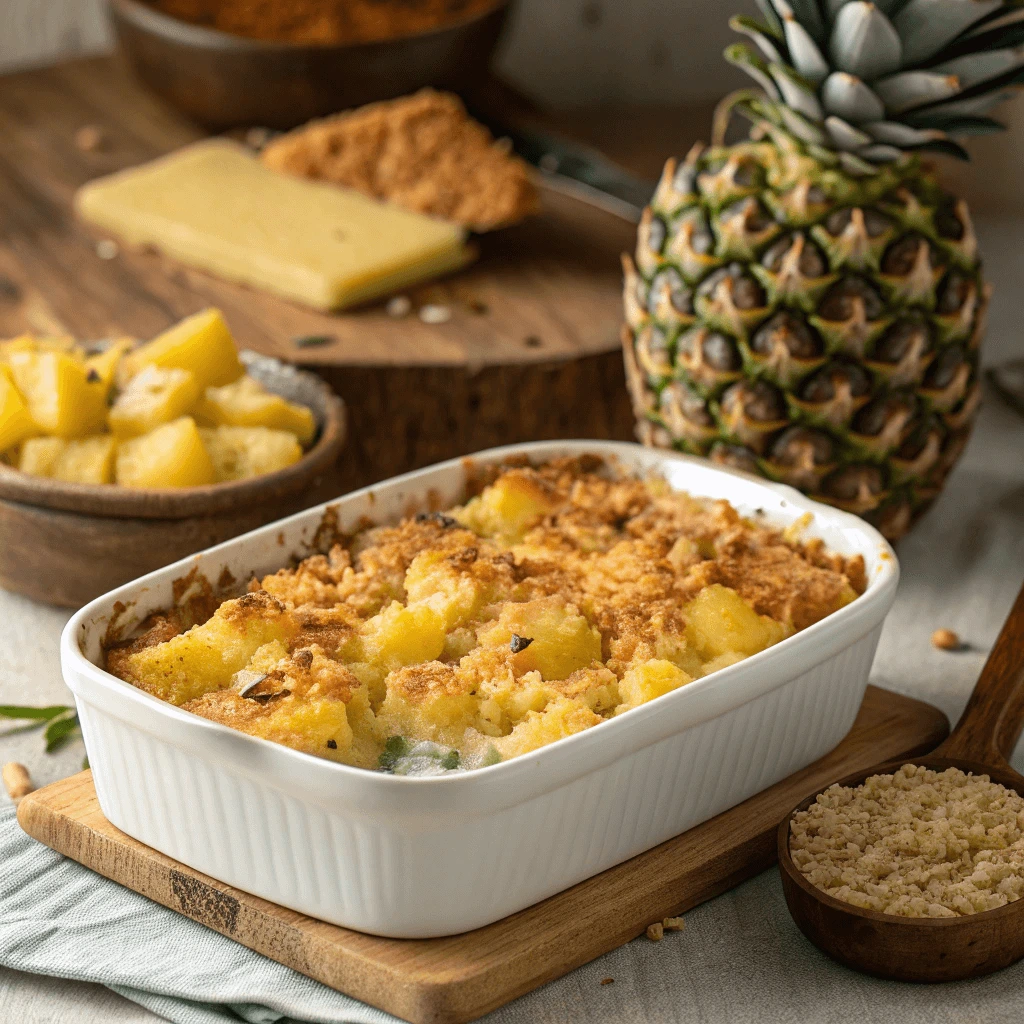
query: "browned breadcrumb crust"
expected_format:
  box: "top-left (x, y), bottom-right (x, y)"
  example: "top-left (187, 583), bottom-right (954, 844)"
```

top-left (260, 89), bottom-right (541, 232)
top-left (106, 456), bottom-right (866, 767)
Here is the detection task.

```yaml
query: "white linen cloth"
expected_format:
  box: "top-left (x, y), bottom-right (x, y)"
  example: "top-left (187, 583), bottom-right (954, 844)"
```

top-left (0, 806), bottom-right (397, 1024)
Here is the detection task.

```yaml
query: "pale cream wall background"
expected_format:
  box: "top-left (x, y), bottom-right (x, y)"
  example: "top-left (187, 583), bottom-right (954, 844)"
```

top-left (0, 0), bottom-right (1020, 211)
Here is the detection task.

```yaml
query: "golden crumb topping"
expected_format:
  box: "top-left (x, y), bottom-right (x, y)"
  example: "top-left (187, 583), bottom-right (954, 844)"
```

top-left (260, 89), bottom-right (540, 232)
top-left (106, 457), bottom-right (867, 773)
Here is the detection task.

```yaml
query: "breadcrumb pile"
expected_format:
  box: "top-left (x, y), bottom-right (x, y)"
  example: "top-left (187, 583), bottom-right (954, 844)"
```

top-left (790, 764), bottom-right (1024, 917)
top-left (261, 90), bottom-right (540, 232)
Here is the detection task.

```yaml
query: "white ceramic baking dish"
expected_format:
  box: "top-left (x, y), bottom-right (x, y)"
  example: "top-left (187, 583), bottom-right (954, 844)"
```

top-left (61, 440), bottom-right (899, 938)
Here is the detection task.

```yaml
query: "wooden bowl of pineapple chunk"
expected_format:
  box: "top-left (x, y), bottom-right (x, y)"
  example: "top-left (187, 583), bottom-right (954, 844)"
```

top-left (0, 309), bottom-right (345, 607)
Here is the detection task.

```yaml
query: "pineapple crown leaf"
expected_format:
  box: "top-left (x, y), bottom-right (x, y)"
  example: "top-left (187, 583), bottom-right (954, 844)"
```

top-left (727, 0), bottom-right (1024, 167)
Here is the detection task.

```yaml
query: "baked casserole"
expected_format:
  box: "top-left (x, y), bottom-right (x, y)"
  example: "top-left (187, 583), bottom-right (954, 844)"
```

top-left (106, 456), bottom-right (867, 774)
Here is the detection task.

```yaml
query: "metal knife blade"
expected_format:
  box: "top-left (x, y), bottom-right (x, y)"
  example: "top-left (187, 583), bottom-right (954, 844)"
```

top-left (493, 123), bottom-right (656, 223)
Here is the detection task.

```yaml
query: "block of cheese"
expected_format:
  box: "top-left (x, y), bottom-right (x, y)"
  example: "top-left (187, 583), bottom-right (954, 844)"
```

top-left (75, 140), bottom-right (475, 312)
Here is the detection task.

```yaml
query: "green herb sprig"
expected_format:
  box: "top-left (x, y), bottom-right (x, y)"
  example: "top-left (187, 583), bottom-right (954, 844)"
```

top-left (0, 704), bottom-right (82, 754)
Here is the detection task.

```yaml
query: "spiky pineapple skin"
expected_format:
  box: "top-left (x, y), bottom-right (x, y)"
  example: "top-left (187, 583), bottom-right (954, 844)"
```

top-left (622, 137), bottom-right (986, 541)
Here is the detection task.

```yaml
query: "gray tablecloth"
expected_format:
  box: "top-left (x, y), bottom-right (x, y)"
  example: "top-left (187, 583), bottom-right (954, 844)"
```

top-left (2, 215), bottom-right (1023, 1023)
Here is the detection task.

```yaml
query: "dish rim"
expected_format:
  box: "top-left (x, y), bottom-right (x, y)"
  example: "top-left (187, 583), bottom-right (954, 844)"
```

top-left (62, 439), bottom-right (899, 792)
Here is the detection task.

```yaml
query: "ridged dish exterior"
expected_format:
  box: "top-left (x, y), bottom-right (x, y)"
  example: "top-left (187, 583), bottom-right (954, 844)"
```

top-left (62, 441), bottom-right (898, 938)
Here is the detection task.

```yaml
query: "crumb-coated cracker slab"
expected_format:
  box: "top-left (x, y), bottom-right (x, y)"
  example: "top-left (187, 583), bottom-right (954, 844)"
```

top-left (18, 685), bottom-right (947, 1024)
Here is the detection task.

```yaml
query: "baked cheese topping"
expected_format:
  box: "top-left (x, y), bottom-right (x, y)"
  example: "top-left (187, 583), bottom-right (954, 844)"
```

top-left (106, 457), bottom-right (867, 774)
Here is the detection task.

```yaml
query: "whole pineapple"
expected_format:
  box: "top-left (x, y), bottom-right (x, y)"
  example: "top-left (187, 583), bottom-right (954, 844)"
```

top-left (622, 0), bottom-right (1023, 540)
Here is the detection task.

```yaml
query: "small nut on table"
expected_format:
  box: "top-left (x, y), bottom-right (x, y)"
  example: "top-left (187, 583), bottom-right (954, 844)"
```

top-left (2, 762), bottom-right (33, 804)
top-left (75, 125), bottom-right (105, 152)
top-left (932, 628), bottom-right (961, 651)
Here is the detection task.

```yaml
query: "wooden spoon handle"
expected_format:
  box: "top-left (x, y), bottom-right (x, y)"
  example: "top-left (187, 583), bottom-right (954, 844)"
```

top-left (936, 579), bottom-right (1024, 765)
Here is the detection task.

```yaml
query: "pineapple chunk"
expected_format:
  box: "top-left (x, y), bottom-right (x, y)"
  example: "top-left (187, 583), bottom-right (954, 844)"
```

top-left (122, 308), bottom-right (243, 390)
top-left (618, 659), bottom-right (693, 710)
top-left (493, 696), bottom-right (601, 759)
top-left (119, 591), bottom-right (297, 704)
top-left (479, 597), bottom-right (602, 681)
top-left (456, 469), bottom-right (560, 541)
top-left (7, 350), bottom-right (107, 437)
top-left (377, 662), bottom-right (479, 746)
top-left (108, 365), bottom-right (201, 438)
top-left (685, 584), bottom-right (787, 660)
top-left (18, 437), bottom-right (64, 478)
top-left (19, 435), bottom-right (116, 484)
top-left (199, 425), bottom-right (302, 482)
top-left (360, 600), bottom-right (446, 671)
top-left (0, 372), bottom-right (36, 453)
top-left (196, 375), bottom-right (316, 444)
top-left (115, 416), bottom-right (216, 489)
top-left (84, 339), bottom-right (134, 396)
top-left (403, 549), bottom-right (494, 630)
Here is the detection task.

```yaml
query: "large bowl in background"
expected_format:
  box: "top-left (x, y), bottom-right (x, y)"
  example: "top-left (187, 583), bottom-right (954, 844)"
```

top-left (0, 353), bottom-right (345, 608)
top-left (107, 0), bottom-right (512, 130)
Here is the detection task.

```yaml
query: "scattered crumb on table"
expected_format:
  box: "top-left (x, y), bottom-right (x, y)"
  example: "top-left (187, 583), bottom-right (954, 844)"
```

top-left (2, 762), bottom-right (33, 804)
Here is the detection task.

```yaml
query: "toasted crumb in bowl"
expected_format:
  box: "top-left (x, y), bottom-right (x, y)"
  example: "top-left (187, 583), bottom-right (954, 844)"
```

top-left (932, 628), bottom-right (961, 651)
top-left (790, 764), bottom-right (1024, 917)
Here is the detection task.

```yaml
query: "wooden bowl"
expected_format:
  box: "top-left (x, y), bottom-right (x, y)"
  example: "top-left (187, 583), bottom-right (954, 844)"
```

top-left (107, 0), bottom-right (511, 130)
top-left (777, 580), bottom-right (1024, 983)
top-left (0, 353), bottom-right (345, 608)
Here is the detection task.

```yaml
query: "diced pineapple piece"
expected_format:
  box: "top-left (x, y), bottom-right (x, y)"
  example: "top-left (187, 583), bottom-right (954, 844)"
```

top-left (199, 425), bottom-right (302, 482)
top-left (19, 434), bottom-right (116, 484)
top-left (108, 366), bottom-right (201, 438)
top-left (618, 659), bottom-right (693, 710)
top-left (196, 375), bottom-right (316, 444)
top-left (122, 308), bottom-right (243, 390)
top-left (7, 350), bottom-right (107, 437)
top-left (493, 696), bottom-right (601, 759)
top-left (685, 584), bottom-right (787, 660)
top-left (481, 670), bottom-right (558, 728)
top-left (360, 600), bottom-right (446, 671)
top-left (84, 338), bottom-right (134, 396)
top-left (456, 469), bottom-right (560, 541)
top-left (119, 591), bottom-right (297, 704)
top-left (259, 698), bottom-right (353, 758)
top-left (115, 416), bottom-right (216, 489)
top-left (377, 662), bottom-right (479, 746)
top-left (18, 437), bottom-right (64, 478)
top-left (404, 549), bottom-right (492, 630)
top-left (0, 372), bottom-right (36, 453)
top-left (479, 597), bottom-right (602, 681)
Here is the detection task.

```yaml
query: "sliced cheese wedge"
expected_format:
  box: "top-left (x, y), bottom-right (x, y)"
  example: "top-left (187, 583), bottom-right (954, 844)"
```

top-left (75, 140), bottom-right (474, 312)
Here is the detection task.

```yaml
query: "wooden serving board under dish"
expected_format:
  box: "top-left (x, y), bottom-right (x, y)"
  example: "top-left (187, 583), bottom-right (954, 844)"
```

top-left (0, 56), bottom-right (639, 493)
top-left (18, 685), bottom-right (947, 1024)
